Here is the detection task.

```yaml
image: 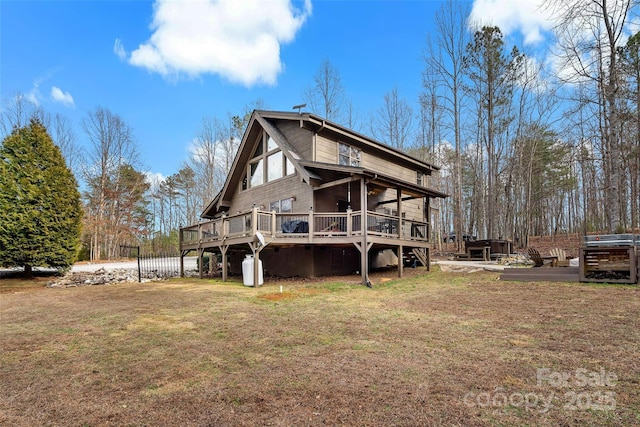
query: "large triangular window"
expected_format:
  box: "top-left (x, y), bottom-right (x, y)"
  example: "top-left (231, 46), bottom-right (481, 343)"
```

top-left (244, 131), bottom-right (295, 190)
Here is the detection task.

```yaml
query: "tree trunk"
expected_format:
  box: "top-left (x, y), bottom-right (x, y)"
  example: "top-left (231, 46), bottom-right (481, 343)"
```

top-left (24, 264), bottom-right (33, 279)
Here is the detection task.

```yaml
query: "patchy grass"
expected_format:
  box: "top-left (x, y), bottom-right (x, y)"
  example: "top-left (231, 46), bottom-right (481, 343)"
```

top-left (1, 268), bottom-right (639, 426)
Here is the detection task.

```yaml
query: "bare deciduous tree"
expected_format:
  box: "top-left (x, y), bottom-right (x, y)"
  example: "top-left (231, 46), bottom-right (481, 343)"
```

top-left (371, 87), bottom-right (414, 150)
top-left (303, 58), bottom-right (345, 122)
top-left (189, 115), bottom-right (220, 210)
top-left (1, 93), bottom-right (46, 138)
top-left (547, 0), bottom-right (633, 232)
top-left (423, 0), bottom-right (470, 251)
top-left (52, 113), bottom-right (81, 175)
top-left (82, 107), bottom-right (142, 260)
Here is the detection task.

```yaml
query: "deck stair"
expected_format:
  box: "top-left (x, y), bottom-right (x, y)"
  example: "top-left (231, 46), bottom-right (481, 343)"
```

top-left (402, 248), bottom-right (428, 267)
top-left (411, 248), bottom-right (428, 267)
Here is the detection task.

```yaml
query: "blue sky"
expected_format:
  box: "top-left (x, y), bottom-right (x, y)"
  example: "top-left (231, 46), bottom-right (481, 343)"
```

top-left (1, 0), bottom-right (557, 179)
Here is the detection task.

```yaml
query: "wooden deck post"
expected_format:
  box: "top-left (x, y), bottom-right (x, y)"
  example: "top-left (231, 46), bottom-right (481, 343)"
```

top-left (397, 187), bottom-right (403, 279)
top-left (308, 206), bottom-right (314, 242)
top-left (251, 206), bottom-right (258, 236)
top-left (179, 228), bottom-right (184, 278)
top-left (221, 213), bottom-right (227, 239)
top-left (253, 244), bottom-right (260, 287)
top-left (271, 210), bottom-right (277, 237)
top-left (360, 177), bottom-right (369, 286)
top-left (251, 206), bottom-right (260, 287)
top-left (220, 244), bottom-right (228, 282)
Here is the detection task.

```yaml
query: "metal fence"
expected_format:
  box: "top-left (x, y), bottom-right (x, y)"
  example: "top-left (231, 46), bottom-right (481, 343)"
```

top-left (119, 246), bottom-right (182, 282)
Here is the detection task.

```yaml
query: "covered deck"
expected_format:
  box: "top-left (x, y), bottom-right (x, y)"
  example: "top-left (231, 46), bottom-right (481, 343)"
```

top-left (179, 207), bottom-right (431, 285)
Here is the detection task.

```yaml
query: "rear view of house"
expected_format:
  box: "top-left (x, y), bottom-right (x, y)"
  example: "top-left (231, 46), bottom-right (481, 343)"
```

top-left (180, 110), bottom-right (447, 285)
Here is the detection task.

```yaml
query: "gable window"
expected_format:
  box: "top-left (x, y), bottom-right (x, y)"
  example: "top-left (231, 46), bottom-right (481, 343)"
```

top-left (246, 132), bottom-right (296, 189)
top-left (338, 142), bottom-right (361, 166)
top-left (267, 151), bottom-right (283, 181)
top-left (250, 159), bottom-right (264, 187)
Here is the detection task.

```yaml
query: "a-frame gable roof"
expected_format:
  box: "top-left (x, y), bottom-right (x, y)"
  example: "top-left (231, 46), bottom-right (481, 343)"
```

top-left (253, 114), bottom-right (317, 183)
top-left (201, 109), bottom-right (444, 218)
top-left (201, 110), bottom-right (314, 218)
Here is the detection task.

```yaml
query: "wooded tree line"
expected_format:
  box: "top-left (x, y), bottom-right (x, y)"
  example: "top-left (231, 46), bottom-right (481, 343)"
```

top-left (304, 0), bottom-right (639, 250)
top-left (2, 0), bottom-right (638, 261)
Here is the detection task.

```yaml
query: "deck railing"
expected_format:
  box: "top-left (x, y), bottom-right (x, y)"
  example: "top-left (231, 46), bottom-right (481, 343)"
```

top-left (180, 208), bottom-right (430, 247)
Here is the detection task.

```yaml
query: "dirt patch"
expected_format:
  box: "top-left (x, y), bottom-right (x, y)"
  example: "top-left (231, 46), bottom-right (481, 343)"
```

top-left (258, 287), bottom-right (330, 301)
top-left (258, 291), bottom-right (299, 301)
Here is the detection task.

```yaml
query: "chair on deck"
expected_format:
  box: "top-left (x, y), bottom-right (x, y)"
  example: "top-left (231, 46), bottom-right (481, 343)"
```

top-left (527, 247), bottom-right (557, 267)
top-left (550, 248), bottom-right (569, 267)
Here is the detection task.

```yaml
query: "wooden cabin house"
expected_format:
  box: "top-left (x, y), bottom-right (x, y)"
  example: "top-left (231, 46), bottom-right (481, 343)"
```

top-left (179, 110), bottom-right (447, 285)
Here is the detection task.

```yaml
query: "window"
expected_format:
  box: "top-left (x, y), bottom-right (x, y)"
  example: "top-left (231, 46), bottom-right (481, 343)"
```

top-left (252, 141), bottom-right (263, 158)
top-left (269, 197), bottom-right (293, 213)
top-left (250, 159), bottom-right (264, 187)
top-left (338, 142), bottom-right (361, 166)
top-left (267, 135), bottom-right (277, 151)
top-left (281, 197), bottom-right (293, 212)
top-left (246, 132), bottom-right (296, 189)
top-left (286, 157), bottom-right (295, 176)
top-left (268, 151), bottom-right (283, 181)
top-left (417, 171), bottom-right (424, 187)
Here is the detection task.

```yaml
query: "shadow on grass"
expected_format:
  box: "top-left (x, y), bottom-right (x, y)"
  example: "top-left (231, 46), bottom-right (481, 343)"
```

top-left (0, 269), bottom-right (61, 293)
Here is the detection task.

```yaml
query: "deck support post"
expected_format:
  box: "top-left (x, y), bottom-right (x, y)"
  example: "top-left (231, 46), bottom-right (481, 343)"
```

top-left (179, 250), bottom-right (194, 279)
top-left (397, 186), bottom-right (403, 278)
top-left (179, 228), bottom-right (184, 278)
top-left (360, 177), bottom-right (369, 286)
top-left (308, 207), bottom-right (314, 243)
top-left (248, 241), bottom-right (263, 287)
top-left (220, 244), bottom-right (228, 281)
top-left (198, 248), bottom-right (204, 279)
top-left (253, 244), bottom-right (260, 287)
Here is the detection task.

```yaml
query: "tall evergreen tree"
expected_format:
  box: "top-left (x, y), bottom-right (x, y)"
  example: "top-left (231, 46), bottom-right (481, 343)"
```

top-left (463, 26), bottom-right (524, 239)
top-left (0, 119), bottom-right (82, 276)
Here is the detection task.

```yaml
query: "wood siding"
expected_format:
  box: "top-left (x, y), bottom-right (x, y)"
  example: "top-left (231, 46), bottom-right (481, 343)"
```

top-left (364, 154), bottom-right (417, 182)
top-left (315, 135), bottom-right (337, 163)
top-left (274, 120), bottom-right (313, 160)
top-left (315, 134), bottom-right (426, 186)
top-left (228, 174), bottom-right (313, 213)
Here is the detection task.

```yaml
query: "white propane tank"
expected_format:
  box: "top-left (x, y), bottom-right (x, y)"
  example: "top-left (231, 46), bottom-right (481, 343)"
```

top-left (242, 255), bottom-right (263, 286)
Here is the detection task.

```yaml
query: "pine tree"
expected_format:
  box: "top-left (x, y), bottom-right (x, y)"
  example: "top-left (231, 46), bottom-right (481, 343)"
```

top-left (0, 119), bottom-right (82, 276)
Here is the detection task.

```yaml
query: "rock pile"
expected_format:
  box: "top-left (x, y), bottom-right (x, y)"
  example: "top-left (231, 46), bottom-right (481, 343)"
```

top-left (496, 254), bottom-right (531, 266)
top-left (46, 267), bottom-right (203, 288)
top-left (47, 268), bottom-right (140, 288)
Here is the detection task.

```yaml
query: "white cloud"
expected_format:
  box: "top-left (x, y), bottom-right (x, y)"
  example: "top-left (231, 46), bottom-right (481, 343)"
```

top-left (50, 86), bottom-right (75, 108)
top-left (469, 0), bottom-right (553, 45)
top-left (125, 0), bottom-right (312, 86)
top-left (145, 171), bottom-right (166, 190)
top-left (113, 38), bottom-right (127, 61)
top-left (26, 78), bottom-right (43, 106)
